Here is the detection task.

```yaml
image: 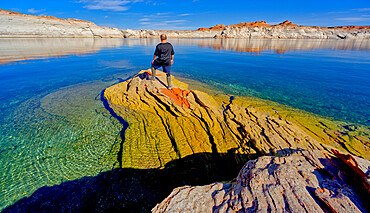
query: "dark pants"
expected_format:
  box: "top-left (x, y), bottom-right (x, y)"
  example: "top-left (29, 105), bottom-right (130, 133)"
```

top-left (152, 60), bottom-right (171, 74)
top-left (151, 61), bottom-right (172, 89)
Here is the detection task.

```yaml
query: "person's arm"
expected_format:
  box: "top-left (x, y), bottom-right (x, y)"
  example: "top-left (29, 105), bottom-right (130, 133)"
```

top-left (171, 45), bottom-right (174, 65)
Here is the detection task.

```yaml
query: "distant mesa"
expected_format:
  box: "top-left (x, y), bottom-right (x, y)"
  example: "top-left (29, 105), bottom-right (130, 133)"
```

top-left (197, 20), bottom-right (369, 31)
top-left (197, 20), bottom-right (298, 30)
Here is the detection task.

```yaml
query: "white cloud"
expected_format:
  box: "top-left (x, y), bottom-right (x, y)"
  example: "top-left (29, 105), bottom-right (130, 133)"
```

top-left (336, 17), bottom-right (370, 21)
top-left (155, 12), bottom-right (171, 16)
top-left (140, 22), bottom-right (151, 25)
top-left (76, 0), bottom-right (133, 12)
top-left (27, 8), bottom-right (45, 14)
top-left (165, 20), bottom-right (187, 23)
top-left (354, 8), bottom-right (370, 12)
top-left (139, 18), bottom-right (150, 21)
top-left (179, 13), bottom-right (192, 16)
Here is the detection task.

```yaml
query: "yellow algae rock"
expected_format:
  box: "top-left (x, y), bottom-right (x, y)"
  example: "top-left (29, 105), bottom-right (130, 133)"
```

top-left (104, 70), bottom-right (342, 169)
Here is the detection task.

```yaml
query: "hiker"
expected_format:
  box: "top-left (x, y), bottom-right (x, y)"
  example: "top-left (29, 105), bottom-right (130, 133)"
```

top-left (150, 34), bottom-right (174, 89)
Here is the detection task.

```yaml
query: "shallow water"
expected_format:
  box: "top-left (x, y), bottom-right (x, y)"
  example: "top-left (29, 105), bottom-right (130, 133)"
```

top-left (0, 38), bottom-right (369, 210)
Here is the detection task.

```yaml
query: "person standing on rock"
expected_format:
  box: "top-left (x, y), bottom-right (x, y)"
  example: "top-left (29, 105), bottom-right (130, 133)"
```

top-left (150, 34), bottom-right (174, 89)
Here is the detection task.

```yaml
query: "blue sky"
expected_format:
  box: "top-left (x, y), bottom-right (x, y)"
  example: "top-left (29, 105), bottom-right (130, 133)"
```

top-left (2, 0), bottom-right (370, 30)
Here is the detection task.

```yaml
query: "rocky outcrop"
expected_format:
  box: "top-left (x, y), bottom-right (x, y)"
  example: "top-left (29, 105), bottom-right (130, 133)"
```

top-left (103, 70), bottom-right (368, 170)
top-left (102, 70), bottom-right (370, 211)
top-left (153, 149), bottom-right (370, 212)
top-left (0, 9), bottom-right (123, 37)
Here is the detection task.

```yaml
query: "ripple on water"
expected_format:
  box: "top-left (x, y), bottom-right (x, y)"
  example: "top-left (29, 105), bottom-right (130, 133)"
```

top-left (0, 79), bottom-right (126, 210)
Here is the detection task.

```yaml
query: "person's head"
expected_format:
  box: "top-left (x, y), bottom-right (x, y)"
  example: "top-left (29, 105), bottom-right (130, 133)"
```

top-left (160, 34), bottom-right (167, 41)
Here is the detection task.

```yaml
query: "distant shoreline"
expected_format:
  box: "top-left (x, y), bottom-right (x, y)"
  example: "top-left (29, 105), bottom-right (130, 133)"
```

top-left (1, 9), bottom-right (370, 39)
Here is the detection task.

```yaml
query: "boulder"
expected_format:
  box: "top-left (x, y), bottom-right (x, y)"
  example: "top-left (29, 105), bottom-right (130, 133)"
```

top-left (153, 150), bottom-right (370, 212)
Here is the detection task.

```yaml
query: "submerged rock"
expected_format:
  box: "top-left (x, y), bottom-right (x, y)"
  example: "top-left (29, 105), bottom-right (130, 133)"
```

top-left (153, 150), bottom-right (370, 212)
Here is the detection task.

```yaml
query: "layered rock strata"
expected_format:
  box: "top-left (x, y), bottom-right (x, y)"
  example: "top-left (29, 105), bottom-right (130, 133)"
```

top-left (153, 150), bottom-right (370, 212)
top-left (0, 9), bottom-right (123, 38)
top-left (104, 70), bottom-right (365, 170)
top-left (123, 27), bottom-right (370, 39)
top-left (218, 26), bottom-right (370, 39)
top-left (1, 9), bottom-right (369, 39)
top-left (123, 20), bottom-right (370, 39)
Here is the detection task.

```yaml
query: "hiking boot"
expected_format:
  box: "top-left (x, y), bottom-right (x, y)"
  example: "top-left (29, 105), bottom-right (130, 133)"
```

top-left (166, 74), bottom-right (172, 89)
top-left (151, 67), bottom-right (156, 81)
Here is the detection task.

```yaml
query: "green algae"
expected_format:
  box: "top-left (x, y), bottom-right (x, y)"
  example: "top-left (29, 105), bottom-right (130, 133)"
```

top-left (177, 76), bottom-right (370, 159)
top-left (0, 77), bottom-right (130, 210)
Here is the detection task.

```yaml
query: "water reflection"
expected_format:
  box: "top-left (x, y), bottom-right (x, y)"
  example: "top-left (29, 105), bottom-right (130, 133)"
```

top-left (180, 38), bottom-right (370, 54)
top-left (1, 38), bottom-right (368, 65)
top-left (118, 38), bottom-right (370, 53)
top-left (113, 38), bottom-right (370, 53)
top-left (0, 38), bottom-right (124, 65)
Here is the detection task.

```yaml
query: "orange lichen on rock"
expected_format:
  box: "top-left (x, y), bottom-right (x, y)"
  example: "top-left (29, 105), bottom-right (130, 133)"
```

top-left (160, 88), bottom-right (191, 109)
top-left (144, 71), bottom-right (161, 76)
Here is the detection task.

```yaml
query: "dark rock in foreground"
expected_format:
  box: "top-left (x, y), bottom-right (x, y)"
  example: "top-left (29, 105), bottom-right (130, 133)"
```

top-left (153, 150), bottom-right (370, 212)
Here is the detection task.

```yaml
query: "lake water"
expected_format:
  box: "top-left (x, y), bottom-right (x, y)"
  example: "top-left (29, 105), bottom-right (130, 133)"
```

top-left (0, 38), bottom-right (369, 210)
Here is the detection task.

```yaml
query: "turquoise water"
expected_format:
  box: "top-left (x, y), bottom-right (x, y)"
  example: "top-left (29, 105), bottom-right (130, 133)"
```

top-left (0, 38), bottom-right (369, 210)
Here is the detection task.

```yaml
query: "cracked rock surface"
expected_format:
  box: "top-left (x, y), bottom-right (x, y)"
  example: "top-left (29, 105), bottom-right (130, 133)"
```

top-left (153, 150), bottom-right (370, 213)
top-left (105, 70), bottom-right (331, 169)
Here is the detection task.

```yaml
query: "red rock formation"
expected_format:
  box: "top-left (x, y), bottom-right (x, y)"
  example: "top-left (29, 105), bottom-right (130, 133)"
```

top-left (232, 21), bottom-right (271, 27)
top-left (196, 19), bottom-right (370, 31)
top-left (275, 20), bottom-right (298, 27)
top-left (197, 24), bottom-right (226, 31)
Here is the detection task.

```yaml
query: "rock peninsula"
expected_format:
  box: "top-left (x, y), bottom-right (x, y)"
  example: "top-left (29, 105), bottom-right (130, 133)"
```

top-left (104, 70), bottom-right (369, 169)
top-left (103, 70), bottom-right (370, 212)
top-left (1, 9), bottom-right (369, 39)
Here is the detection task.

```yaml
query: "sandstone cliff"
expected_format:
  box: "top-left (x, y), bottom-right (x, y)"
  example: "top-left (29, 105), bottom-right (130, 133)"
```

top-left (1, 9), bottom-right (369, 39)
top-left (0, 9), bottom-right (123, 38)
top-left (125, 20), bottom-right (370, 39)
top-left (196, 20), bottom-right (370, 39)
top-left (153, 149), bottom-right (370, 212)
